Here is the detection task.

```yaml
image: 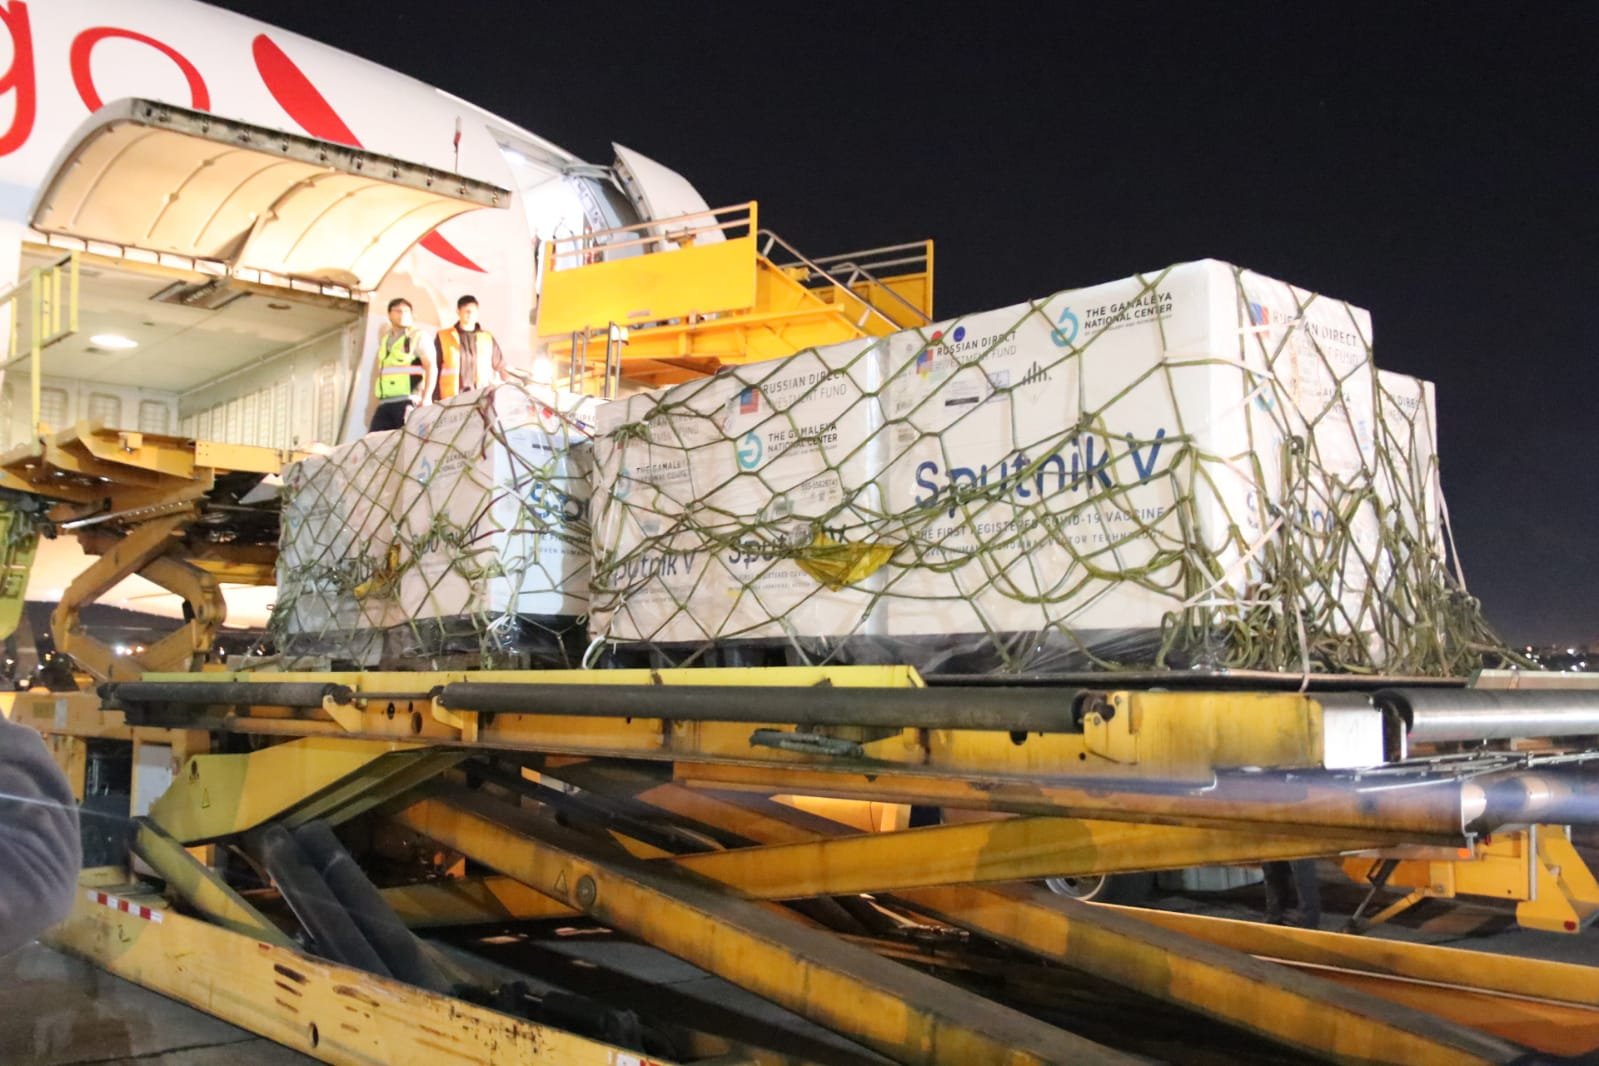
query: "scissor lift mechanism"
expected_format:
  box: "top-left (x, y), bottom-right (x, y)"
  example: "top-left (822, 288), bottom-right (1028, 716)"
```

top-left (4, 649), bottom-right (1598, 1064)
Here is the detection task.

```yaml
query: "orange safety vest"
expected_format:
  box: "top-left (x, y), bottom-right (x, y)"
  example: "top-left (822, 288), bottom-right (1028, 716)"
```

top-left (435, 326), bottom-right (495, 401)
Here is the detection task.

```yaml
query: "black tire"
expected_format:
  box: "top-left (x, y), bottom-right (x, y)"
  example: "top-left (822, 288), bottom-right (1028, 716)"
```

top-left (1044, 871), bottom-right (1156, 905)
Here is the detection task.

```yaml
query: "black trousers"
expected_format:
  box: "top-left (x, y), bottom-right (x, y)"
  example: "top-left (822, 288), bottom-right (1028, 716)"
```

top-left (369, 398), bottom-right (411, 432)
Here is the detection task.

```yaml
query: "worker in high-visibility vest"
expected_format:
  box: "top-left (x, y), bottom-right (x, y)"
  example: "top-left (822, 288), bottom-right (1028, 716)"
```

top-left (369, 297), bottom-right (433, 432)
top-left (432, 294), bottom-right (504, 402)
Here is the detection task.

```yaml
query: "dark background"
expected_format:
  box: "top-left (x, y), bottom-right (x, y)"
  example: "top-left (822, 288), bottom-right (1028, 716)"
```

top-left (214, 0), bottom-right (1598, 647)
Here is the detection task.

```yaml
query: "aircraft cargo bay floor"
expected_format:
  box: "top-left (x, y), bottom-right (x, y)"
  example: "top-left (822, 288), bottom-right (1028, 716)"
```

top-left (9, 855), bottom-right (1597, 1066)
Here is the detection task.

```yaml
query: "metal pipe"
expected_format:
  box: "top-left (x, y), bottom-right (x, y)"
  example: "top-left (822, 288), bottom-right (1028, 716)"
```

top-left (437, 682), bottom-right (1092, 733)
top-left (1377, 688), bottom-right (1599, 743)
top-left (1470, 770), bottom-right (1599, 829)
top-left (106, 680), bottom-right (354, 715)
top-left (293, 821), bottom-right (451, 994)
top-left (250, 824), bottom-right (392, 978)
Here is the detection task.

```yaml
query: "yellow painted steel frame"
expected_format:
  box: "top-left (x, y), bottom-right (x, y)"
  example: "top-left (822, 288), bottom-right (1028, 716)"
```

top-left (2, 687), bottom-right (211, 813)
top-left (537, 766), bottom-right (1582, 1063)
top-left (125, 667), bottom-right (1465, 840)
top-left (385, 780), bottom-right (1532, 1065)
top-left (52, 511), bottom-right (226, 682)
top-left (23, 662), bottom-right (1598, 1066)
top-left (128, 819), bottom-right (297, 948)
top-left (392, 793), bottom-right (1382, 909)
top-left (46, 874), bottom-right (676, 1066)
top-left (150, 737), bottom-right (466, 843)
top-left (1117, 905), bottom-right (1599, 1057)
top-left (391, 785), bottom-right (1136, 1065)
top-left (1341, 824), bottom-right (1599, 933)
top-left (537, 202), bottom-right (934, 387)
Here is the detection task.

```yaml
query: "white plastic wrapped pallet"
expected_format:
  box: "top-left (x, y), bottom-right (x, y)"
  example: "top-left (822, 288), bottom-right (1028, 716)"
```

top-left (394, 385), bottom-right (593, 627)
top-left (878, 260), bottom-right (1375, 664)
top-left (590, 340), bottom-right (887, 647)
top-left (1375, 369), bottom-right (1442, 555)
top-left (274, 430), bottom-right (404, 663)
top-left (590, 259), bottom-right (1394, 671)
top-left (1369, 369), bottom-right (1445, 634)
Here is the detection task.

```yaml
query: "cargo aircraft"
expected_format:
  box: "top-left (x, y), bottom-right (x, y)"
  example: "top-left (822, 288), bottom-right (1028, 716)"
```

top-left (0, 0), bottom-right (708, 634)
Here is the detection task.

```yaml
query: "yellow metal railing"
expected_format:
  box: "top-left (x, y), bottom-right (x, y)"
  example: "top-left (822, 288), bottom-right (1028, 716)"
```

top-left (0, 252), bottom-right (81, 435)
top-left (538, 203), bottom-right (935, 386)
top-left (754, 230), bottom-right (933, 331)
top-left (539, 202), bottom-right (762, 337)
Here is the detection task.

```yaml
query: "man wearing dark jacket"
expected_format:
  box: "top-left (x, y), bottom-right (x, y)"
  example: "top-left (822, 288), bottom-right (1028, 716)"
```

top-left (0, 716), bottom-right (81, 955)
top-left (432, 295), bottom-right (504, 401)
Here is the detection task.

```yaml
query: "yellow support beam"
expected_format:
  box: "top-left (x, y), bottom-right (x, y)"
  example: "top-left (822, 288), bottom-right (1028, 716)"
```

top-left (150, 738), bottom-right (462, 843)
top-left (657, 815), bottom-right (1377, 900)
top-left (380, 875), bottom-right (573, 927)
top-left (46, 881), bottom-right (672, 1066)
top-left (896, 883), bottom-right (1522, 1066)
top-left (674, 761), bottom-right (1469, 842)
top-left (559, 768), bottom-right (1559, 1066)
top-left (121, 668), bottom-right (1467, 838)
top-left (1110, 905), bottom-right (1599, 1056)
top-left (128, 820), bottom-right (296, 948)
top-left (381, 803), bottom-right (1378, 922)
top-left (397, 784), bottom-right (1136, 1066)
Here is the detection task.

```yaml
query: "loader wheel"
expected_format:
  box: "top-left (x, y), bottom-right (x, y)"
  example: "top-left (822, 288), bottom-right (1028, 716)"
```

top-left (1044, 872), bottom-right (1155, 904)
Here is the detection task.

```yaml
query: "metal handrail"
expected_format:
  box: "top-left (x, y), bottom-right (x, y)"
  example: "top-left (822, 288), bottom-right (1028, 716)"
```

top-left (547, 202), bottom-right (756, 266)
top-left (806, 241), bottom-right (931, 273)
top-left (0, 253), bottom-right (80, 435)
top-left (758, 230), bottom-right (930, 328)
top-left (545, 200), bottom-right (929, 333)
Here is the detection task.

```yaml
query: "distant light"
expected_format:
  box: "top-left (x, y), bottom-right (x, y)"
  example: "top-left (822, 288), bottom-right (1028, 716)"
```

top-left (90, 333), bottom-right (138, 350)
top-left (531, 355), bottom-right (555, 384)
top-left (113, 643), bottom-right (129, 656)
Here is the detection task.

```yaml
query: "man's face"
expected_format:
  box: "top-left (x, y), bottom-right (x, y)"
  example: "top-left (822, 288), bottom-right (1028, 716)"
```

top-left (458, 302), bottom-right (479, 329)
top-left (389, 304), bottom-right (413, 329)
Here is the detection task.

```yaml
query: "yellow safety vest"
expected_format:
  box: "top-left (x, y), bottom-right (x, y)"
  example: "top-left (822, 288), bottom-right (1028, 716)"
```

top-left (435, 326), bottom-right (494, 401)
top-left (374, 328), bottom-right (423, 400)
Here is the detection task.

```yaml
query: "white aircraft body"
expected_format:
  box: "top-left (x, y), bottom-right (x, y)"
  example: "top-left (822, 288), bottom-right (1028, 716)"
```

top-left (0, 0), bottom-right (707, 627)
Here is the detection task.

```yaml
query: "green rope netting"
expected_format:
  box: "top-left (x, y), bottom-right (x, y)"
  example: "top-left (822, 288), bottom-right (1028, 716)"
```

top-left (587, 260), bottom-right (1509, 676)
top-left (270, 261), bottom-right (1509, 677)
top-left (271, 385), bottom-right (592, 669)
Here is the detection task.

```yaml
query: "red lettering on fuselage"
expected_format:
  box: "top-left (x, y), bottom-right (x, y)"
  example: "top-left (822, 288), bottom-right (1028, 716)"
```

top-left (0, 10), bottom-right (484, 276)
top-left (70, 26), bottom-right (209, 112)
top-left (252, 33), bottom-right (484, 273)
top-left (0, 1), bottom-right (36, 156)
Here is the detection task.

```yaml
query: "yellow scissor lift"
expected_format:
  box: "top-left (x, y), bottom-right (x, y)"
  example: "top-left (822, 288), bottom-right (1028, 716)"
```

top-left (2, 232), bottom-right (1599, 1065)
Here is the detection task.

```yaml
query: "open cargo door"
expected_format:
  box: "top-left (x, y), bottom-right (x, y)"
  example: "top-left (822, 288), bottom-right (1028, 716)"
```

top-left (31, 99), bottom-right (508, 291)
top-left (612, 143), bottom-right (723, 247)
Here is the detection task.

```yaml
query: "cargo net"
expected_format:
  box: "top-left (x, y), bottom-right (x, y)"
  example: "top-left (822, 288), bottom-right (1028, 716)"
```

top-left (589, 261), bottom-right (1509, 676)
top-left (271, 384), bottom-right (593, 670)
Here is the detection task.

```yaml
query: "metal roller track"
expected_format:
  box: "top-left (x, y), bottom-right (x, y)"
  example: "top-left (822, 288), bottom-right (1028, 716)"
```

top-left (437, 680), bottom-right (1093, 733)
top-left (1380, 688), bottom-right (1599, 743)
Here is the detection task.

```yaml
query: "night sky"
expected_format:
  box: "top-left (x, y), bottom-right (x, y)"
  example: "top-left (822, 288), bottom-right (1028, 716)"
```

top-left (214, 0), bottom-right (1597, 647)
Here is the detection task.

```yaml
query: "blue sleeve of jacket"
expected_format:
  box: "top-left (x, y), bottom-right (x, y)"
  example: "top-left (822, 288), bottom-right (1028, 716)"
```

top-left (0, 716), bottom-right (82, 956)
